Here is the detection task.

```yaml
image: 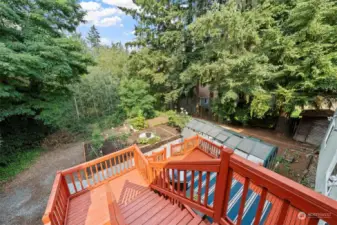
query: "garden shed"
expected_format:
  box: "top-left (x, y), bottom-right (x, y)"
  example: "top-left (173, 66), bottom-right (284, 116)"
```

top-left (293, 110), bottom-right (333, 146)
top-left (182, 118), bottom-right (278, 168)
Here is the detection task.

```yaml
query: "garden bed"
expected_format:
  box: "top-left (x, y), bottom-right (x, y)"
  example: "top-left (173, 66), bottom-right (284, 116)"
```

top-left (83, 124), bottom-right (180, 162)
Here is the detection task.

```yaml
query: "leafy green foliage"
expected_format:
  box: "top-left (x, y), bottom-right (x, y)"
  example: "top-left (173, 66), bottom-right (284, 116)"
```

top-left (90, 126), bottom-right (104, 158)
top-left (122, 0), bottom-right (337, 124)
top-left (128, 114), bottom-right (148, 130)
top-left (119, 78), bottom-right (156, 119)
top-left (166, 110), bottom-right (191, 130)
top-left (137, 136), bottom-right (160, 145)
top-left (0, 148), bottom-right (43, 182)
top-left (0, 0), bottom-right (92, 122)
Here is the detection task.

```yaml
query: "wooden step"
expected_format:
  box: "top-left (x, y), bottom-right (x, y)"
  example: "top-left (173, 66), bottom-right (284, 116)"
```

top-left (120, 189), bottom-right (207, 225)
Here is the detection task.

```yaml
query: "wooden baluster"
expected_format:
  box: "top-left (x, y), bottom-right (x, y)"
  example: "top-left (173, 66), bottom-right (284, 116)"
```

top-left (129, 152), bottom-right (133, 168)
top-left (171, 169), bottom-right (175, 192)
top-left (237, 177), bottom-right (250, 225)
top-left (109, 158), bottom-right (113, 176)
top-left (163, 168), bottom-right (166, 188)
top-left (213, 148), bottom-right (233, 222)
top-left (55, 198), bottom-right (64, 224)
top-left (156, 168), bottom-right (159, 185)
top-left (113, 157), bottom-right (118, 175)
top-left (126, 152), bottom-right (131, 169)
top-left (104, 160), bottom-right (109, 177)
top-left (190, 171), bottom-right (195, 201)
top-left (184, 170), bottom-right (187, 197)
top-left (120, 154), bottom-right (124, 173)
top-left (53, 204), bottom-right (61, 225)
top-left (160, 170), bottom-right (164, 188)
top-left (204, 172), bottom-right (210, 207)
top-left (89, 165), bottom-right (95, 184)
top-left (95, 164), bottom-right (100, 181)
top-left (253, 187), bottom-right (267, 225)
top-left (166, 169), bottom-right (170, 191)
top-left (84, 167), bottom-right (90, 188)
top-left (276, 200), bottom-right (290, 225)
top-left (177, 170), bottom-right (181, 196)
top-left (70, 174), bottom-right (78, 193)
top-left (77, 171), bottom-right (84, 190)
top-left (100, 162), bottom-right (105, 179)
top-left (222, 169), bottom-right (233, 214)
top-left (198, 171), bottom-right (202, 204)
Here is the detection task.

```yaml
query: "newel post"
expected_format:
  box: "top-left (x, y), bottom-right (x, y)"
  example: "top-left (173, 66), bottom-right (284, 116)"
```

top-left (213, 147), bottom-right (234, 223)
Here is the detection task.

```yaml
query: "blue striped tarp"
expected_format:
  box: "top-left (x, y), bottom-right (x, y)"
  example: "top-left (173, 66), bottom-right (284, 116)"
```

top-left (179, 171), bottom-right (272, 224)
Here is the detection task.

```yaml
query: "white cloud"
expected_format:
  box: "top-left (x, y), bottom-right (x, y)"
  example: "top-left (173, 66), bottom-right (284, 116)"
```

top-left (102, 0), bottom-right (138, 9)
top-left (101, 37), bottom-right (111, 46)
top-left (120, 24), bottom-right (124, 27)
top-left (95, 16), bottom-right (122, 27)
top-left (80, 1), bottom-right (101, 11)
top-left (84, 7), bottom-right (123, 23)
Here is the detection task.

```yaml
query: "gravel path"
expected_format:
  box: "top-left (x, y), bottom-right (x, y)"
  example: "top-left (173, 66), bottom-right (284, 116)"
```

top-left (0, 142), bottom-right (84, 225)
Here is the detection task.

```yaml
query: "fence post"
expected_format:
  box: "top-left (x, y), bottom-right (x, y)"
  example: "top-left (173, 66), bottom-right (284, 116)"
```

top-left (213, 147), bottom-right (234, 223)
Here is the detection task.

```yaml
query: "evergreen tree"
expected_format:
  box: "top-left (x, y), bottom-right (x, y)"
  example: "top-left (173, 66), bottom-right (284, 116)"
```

top-left (0, 0), bottom-right (92, 122)
top-left (86, 25), bottom-right (101, 48)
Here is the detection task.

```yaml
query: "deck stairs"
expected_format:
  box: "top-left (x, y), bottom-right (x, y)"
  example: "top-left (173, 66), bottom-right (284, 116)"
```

top-left (118, 188), bottom-right (209, 225)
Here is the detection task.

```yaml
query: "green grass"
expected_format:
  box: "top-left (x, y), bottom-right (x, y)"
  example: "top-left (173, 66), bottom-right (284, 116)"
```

top-left (0, 148), bottom-right (43, 183)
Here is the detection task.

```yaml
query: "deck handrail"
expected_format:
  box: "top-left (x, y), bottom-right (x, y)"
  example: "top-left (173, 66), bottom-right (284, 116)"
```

top-left (61, 146), bottom-right (136, 197)
top-left (150, 138), bottom-right (337, 224)
top-left (145, 147), bottom-right (167, 162)
top-left (42, 172), bottom-right (70, 225)
top-left (133, 144), bottom-right (150, 182)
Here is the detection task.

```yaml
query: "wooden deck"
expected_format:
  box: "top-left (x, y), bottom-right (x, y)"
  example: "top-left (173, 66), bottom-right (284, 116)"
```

top-left (43, 136), bottom-right (337, 225)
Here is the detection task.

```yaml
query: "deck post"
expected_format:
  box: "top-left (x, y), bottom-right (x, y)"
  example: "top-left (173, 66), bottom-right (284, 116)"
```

top-left (213, 147), bottom-right (233, 223)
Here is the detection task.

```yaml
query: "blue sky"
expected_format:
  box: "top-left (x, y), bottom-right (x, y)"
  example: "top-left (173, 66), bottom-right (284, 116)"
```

top-left (78, 0), bottom-right (137, 45)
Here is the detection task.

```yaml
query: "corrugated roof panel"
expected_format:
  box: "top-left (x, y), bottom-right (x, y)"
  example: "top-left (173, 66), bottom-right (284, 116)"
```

top-left (200, 124), bottom-right (214, 134)
top-left (236, 139), bottom-right (256, 154)
top-left (208, 127), bottom-right (222, 138)
top-left (225, 135), bottom-right (243, 148)
top-left (234, 149), bottom-right (248, 159)
top-left (181, 127), bottom-right (196, 138)
top-left (247, 155), bottom-right (265, 165)
top-left (186, 119), bottom-right (198, 129)
top-left (251, 142), bottom-right (274, 159)
top-left (215, 132), bottom-right (230, 142)
top-left (194, 121), bottom-right (205, 132)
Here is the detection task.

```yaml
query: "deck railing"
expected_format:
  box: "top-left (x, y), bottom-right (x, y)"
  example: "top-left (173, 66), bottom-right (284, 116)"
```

top-left (149, 137), bottom-right (337, 225)
top-left (43, 135), bottom-right (337, 225)
top-left (171, 136), bottom-right (199, 156)
top-left (61, 146), bottom-right (136, 196)
top-left (149, 159), bottom-right (221, 217)
top-left (134, 145), bottom-right (149, 182)
top-left (198, 136), bottom-right (222, 158)
top-left (145, 147), bottom-right (167, 162)
top-left (42, 172), bottom-right (70, 225)
top-left (43, 146), bottom-right (140, 225)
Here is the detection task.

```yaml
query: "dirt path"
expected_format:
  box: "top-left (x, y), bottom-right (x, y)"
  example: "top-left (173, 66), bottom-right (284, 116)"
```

top-left (0, 142), bottom-right (84, 225)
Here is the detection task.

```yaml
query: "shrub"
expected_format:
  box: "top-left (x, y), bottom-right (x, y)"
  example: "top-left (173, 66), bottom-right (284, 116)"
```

top-left (137, 135), bottom-right (160, 145)
top-left (90, 126), bottom-right (104, 158)
top-left (128, 114), bottom-right (148, 130)
top-left (166, 109), bottom-right (191, 130)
